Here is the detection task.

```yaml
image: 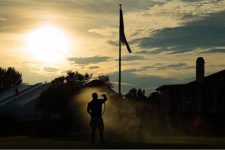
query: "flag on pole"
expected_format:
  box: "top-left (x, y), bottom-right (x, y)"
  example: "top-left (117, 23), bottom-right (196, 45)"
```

top-left (120, 4), bottom-right (132, 53)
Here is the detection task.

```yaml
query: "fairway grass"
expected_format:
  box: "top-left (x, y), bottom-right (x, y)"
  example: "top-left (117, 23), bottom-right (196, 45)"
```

top-left (0, 136), bottom-right (225, 148)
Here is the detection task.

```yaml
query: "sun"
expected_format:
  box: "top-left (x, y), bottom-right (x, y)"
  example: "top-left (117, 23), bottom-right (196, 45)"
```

top-left (25, 24), bottom-right (72, 64)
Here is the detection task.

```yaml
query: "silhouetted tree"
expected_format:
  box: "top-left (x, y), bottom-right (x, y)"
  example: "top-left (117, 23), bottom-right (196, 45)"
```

top-left (66, 71), bottom-right (92, 88)
top-left (97, 75), bottom-right (114, 88)
top-left (137, 88), bottom-right (146, 99)
top-left (36, 71), bottom-right (92, 124)
top-left (0, 67), bottom-right (22, 92)
top-left (126, 88), bottom-right (147, 100)
top-left (126, 88), bottom-right (137, 98)
top-left (51, 76), bottom-right (65, 86)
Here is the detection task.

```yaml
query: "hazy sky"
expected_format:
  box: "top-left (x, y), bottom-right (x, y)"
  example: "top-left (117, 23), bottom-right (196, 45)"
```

top-left (0, 0), bottom-right (225, 94)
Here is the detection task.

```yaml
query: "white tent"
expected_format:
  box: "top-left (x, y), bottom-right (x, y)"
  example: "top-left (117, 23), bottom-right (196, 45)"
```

top-left (0, 83), bottom-right (50, 122)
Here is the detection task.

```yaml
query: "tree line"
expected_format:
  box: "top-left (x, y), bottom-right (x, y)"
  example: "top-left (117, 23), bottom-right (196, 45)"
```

top-left (36, 71), bottom-right (160, 121)
top-left (0, 67), bottom-right (160, 137)
top-left (0, 66), bottom-right (159, 112)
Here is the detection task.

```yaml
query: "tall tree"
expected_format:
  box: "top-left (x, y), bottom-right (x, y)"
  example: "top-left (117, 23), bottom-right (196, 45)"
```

top-left (0, 67), bottom-right (22, 92)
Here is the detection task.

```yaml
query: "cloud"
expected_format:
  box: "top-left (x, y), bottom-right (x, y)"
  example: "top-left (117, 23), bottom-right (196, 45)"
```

top-left (217, 64), bottom-right (225, 67)
top-left (142, 0), bottom-right (225, 20)
top-left (136, 10), bottom-right (225, 54)
top-left (22, 61), bottom-right (29, 64)
top-left (123, 66), bottom-right (151, 73)
top-left (0, 0), bottom-right (116, 33)
top-left (136, 50), bottom-right (160, 54)
top-left (155, 63), bottom-right (194, 70)
top-left (201, 48), bottom-right (225, 53)
top-left (122, 55), bottom-right (144, 61)
top-left (0, 17), bottom-right (6, 22)
top-left (88, 66), bottom-right (100, 69)
top-left (68, 56), bottom-right (112, 65)
top-left (43, 67), bottom-right (58, 72)
top-left (107, 40), bottom-right (118, 47)
top-left (88, 26), bottom-right (117, 37)
top-left (50, 0), bottom-right (157, 15)
top-left (108, 70), bottom-right (180, 94)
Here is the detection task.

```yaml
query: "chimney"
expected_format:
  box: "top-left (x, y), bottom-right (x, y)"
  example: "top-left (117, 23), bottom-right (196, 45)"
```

top-left (196, 57), bottom-right (205, 82)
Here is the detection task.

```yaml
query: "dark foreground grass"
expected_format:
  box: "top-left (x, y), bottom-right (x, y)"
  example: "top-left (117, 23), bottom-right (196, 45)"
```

top-left (1, 136), bottom-right (225, 148)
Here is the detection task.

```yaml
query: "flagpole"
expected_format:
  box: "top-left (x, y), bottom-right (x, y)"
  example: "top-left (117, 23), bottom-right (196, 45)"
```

top-left (119, 4), bottom-right (122, 95)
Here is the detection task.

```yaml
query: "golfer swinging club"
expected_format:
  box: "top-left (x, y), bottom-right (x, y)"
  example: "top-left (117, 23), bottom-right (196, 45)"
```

top-left (87, 93), bottom-right (107, 144)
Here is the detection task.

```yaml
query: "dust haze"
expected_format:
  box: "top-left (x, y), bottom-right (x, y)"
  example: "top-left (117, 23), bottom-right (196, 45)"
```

top-left (69, 86), bottom-right (185, 142)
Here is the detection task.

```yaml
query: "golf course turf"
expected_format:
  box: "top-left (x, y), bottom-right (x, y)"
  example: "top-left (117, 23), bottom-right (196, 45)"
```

top-left (1, 136), bottom-right (225, 148)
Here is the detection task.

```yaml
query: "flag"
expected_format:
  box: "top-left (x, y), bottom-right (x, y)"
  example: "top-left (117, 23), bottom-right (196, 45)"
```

top-left (120, 4), bottom-right (132, 53)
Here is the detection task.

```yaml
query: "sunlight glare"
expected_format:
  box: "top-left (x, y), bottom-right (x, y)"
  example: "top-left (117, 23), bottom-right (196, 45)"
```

top-left (25, 24), bottom-right (72, 64)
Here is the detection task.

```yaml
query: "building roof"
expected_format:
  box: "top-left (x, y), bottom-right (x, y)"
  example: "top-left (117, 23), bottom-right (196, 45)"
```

top-left (188, 69), bottom-right (225, 84)
top-left (156, 69), bottom-right (225, 91)
top-left (0, 83), bottom-right (50, 122)
top-left (156, 84), bottom-right (185, 91)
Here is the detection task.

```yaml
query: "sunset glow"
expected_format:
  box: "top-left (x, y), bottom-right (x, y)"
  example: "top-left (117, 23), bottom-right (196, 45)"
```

top-left (0, 0), bottom-right (225, 93)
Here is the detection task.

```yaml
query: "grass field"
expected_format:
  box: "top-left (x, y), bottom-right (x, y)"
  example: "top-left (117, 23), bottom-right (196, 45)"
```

top-left (1, 136), bottom-right (225, 148)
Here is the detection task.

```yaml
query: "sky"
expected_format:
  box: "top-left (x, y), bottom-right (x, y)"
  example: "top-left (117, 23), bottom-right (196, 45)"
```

top-left (0, 0), bottom-right (225, 94)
